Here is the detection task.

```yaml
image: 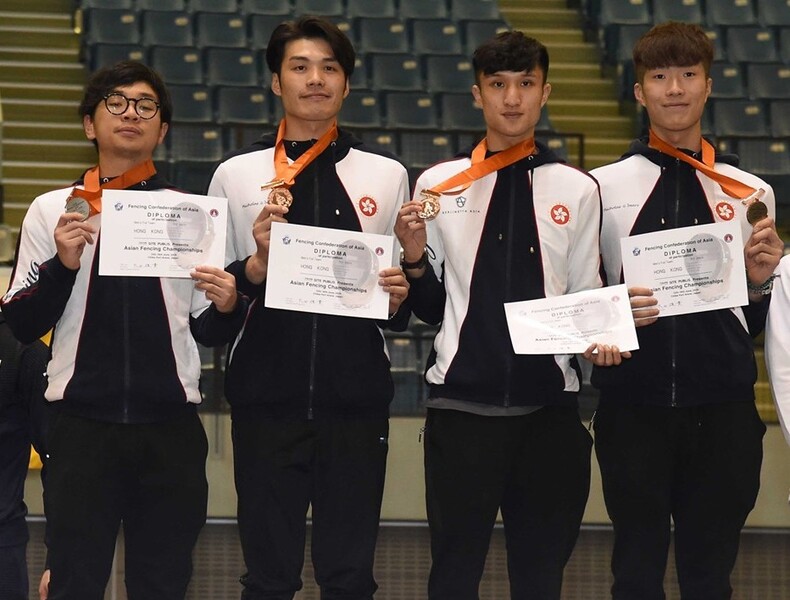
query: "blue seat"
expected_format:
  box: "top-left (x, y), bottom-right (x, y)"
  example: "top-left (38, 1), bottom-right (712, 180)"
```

top-left (652, 0), bottom-right (703, 24)
top-left (450, 0), bottom-right (500, 21)
top-left (189, 0), bottom-right (238, 12)
top-left (425, 54), bottom-right (475, 93)
top-left (399, 0), bottom-right (447, 20)
top-left (293, 0), bottom-right (344, 17)
top-left (150, 46), bottom-right (204, 84)
top-left (726, 27), bottom-right (778, 63)
top-left (357, 18), bottom-right (409, 54)
top-left (398, 131), bottom-right (456, 169)
top-left (338, 89), bottom-right (382, 128)
top-left (216, 86), bottom-right (271, 125)
top-left (369, 53), bottom-right (423, 91)
top-left (712, 99), bottom-right (769, 137)
top-left (463, 20), bottom-right (509, 54)
top-left (538, 134), bottom-right (569, 162)
top-left (385, 92), bottom-right (438, 128)
top-left (347, 0), bottom-right (396, 18)
top-left (250, 14), bottom-right (285, 49)
top-left (169, 124), bottom-right (225, 161)
top-left (171, 160), bottom-right (215, 194)
top-left (136, 0), bottom-right (184, 9)
top-left (140, 11), bottom-right (193, 47)
top-left (439, 92), bottom-right (484, 131)
top-left (608, 24), bottom-right (650, 65)
top-left (412, 19), bottom-right (463, 56)
top-left (757, 0), bottom-right (790, 27)
top-left (737, 139), bottom-right (790, 176)
top-left (81, 0), bottom-right (132, 7)
top-left (704, 27), bottom-right (727, 63)
top-left (780, 27), bottom-right (790, 63)
top-left (599, 0), bottom-right (650, 27)
top-left (357, 130), bottom-right (399, 155)
top-left (240, 0), bottom-right (292, 15)
top-left (349, 54), bottom-right (369, 89)
top-left (708, 1), bottom-right (757, 27)
top-left (168, 84), bottom-right (213, 123)
top-left (769, 100), bottom-right (790, 136)
top-left (84, 8), bottom-right (140, 45)
top-left (205, 48), bottom-right (260, 87)
top-left (88, 43), bottom-right (145, 70)
top-left (747, 63), bottom-right (790, 99)
top-left (196, 12), bottom-right (248, 48)
top-left (709, 62), bottom-right (745, 99)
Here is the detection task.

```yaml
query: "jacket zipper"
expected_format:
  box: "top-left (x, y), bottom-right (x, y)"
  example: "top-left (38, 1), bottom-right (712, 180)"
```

top-left (122, 276), bottom-right (131, 422)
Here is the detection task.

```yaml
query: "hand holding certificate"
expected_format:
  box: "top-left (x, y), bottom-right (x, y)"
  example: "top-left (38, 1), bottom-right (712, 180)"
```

top-left (504, 284), bottom-right (639, 354)
top-left (265, 222), bottom-right (394, 319)
top-left (99, 190), bottom-right (228, 278)
top-left (620, 222), bottom-right (747, 317)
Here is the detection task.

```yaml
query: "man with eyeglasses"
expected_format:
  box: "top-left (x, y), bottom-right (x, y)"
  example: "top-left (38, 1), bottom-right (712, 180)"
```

top-left (1, 61), bottom-right (248, 600)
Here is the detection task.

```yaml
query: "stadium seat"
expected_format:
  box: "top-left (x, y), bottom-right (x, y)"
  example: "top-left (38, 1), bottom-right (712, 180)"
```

top-left (780, 28), bottom-right (790, 63)
top-left (537, 134), bottom-right (569, 161)
top-left (357, 130), bottom-right (399, 155)
top-left (769, 100), bottom-right (790, 136)
top-left (349, 55), bottom-right (369, 89)
top-left (369, 53), bottom-right (423, 91)
top-left (189, 0), bottom-right (238, 12)
top-left (412, 19), bottom-right (463, 56)
top-left (216, 86), bottom-right (271, 124)
top-left (196, 12), bottom-right (248, 48)
top-left (140, 11), bottom-right (193, 47)
top-left (357, 18), bottom-right (409, 54)
top-left (439, 92), bottom-right (484, 131)
top-left (704, 27), bottom-right (727, 62)
top-left (652, 0), bottom-right (703, 24)
top-left (338, 89), bottom-right (382, 128)
top-left (709, 62), bottom-right (745, 99)
top-left (463, 20), bottom-right (510, 54)
top-left (250, 14), bottom-right (285, 49)
top-left (707, 0), bottom-right (757, 26)
top-left (425, 54), bottom-right (475, 93)
top-left (737, 139), bottom-right (790, 175)
top-left (293, 0), bottom-right (344, 17)
top-left (240, 0), bottom-right (292, 15)
top-left (136, 0), bottom-right (184, 10)
top-left (81, 0), bottom-right (132, 7)
top-left (84, 8), bottom-right (140, 45)
top-left (171, 160), bottom-right (215, 194)
top-left (168, 124), bottom-right (225, 161)
top-left (712, 99), bottom-right (769, 137)
top-left (347, 0), bottom-right (396, 18)
top-left (168, 84), bottom-right (213, 123)
top-left (747, 63), bottom-right (790, 99)
top-left (726, 27), bottom-right (778, 63)
top-left (598, 0), bottom-right (650, 27)
top-left (399, 131), bottom-right (456, 169)
top-left (608, 24), bottom-right (651, 64)
top-left (450, 0), bottom-right (500, 21)
top-left (149, 46), bottom-right (204, 84)
top-left (399, 0), bottom-right (448, 20)
top-left (757, 0), bottom-right (790, 27)
top-left (205, 48), bottom-right (259, 87)
top-left (88, 43), bottom-right (145, 70)
top-left (385, 92), bottom-right (438, 128)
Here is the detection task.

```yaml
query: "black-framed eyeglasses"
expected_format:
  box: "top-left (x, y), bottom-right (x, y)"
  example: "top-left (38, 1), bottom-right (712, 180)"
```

top-left (103, 93), bottom-right (160, 120)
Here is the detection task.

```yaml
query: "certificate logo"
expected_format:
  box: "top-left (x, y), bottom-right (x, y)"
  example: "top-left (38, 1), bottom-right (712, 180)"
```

top-left (210, 208), bottom-right (219, 217)
top-left (724, 233), bottom-right (733, 243)
top-left (456, 196), bottom-right (467, 208)
top-left (282, 236), bottom-right (291, 245)
top-left (715, 202), bottom-right (734, 221)
top-left (114, 202), bottom-right (124, 211)
top-left (550, 204), bottom-right (570, 224)
top-left (632, 247), bottom-right (641, 256)
top-left (375, 247), bottom-right (384, 256)
top-left (359, 196), bottom-right (378, 217)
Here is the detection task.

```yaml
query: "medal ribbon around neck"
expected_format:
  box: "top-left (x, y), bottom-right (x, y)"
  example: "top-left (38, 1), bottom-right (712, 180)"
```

top-left (648, 129), bottom-right (766, 223)
top-left (261, 119), bottom-right (338, 207)
top-left (417, 137), bottom-right (537, 220)
top-left (67, 159), bottom-right (157, 218)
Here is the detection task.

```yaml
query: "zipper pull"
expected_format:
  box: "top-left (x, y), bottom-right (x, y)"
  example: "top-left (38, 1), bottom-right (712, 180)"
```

top-left (418, 426), bottom-right (425, 443)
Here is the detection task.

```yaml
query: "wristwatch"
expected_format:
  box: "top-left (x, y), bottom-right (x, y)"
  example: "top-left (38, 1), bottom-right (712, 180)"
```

top-left (400, 249), bottom-right (428, 270)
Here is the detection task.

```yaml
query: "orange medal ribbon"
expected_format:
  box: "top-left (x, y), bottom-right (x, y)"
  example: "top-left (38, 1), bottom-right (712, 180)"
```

top-left (261, 119), bottom-right (338, 207)
top-left (418, 137), bottom-right (537, 220)
top-left (67, 159), bottom-right (157, 218)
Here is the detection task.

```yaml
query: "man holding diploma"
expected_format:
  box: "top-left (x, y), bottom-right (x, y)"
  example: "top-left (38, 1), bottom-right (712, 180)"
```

top-left (591, 22), bottom-right (784, 600)
top-left (1, 61), bottom-right (246, 599)
top-left (395, 31), bottom-right (619, 599)
top-left (208, 16), bottom-right (410, 600)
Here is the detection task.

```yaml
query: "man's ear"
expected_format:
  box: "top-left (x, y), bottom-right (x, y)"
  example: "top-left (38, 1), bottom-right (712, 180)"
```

top-left (83, 114), bottom-right (96, 141)
top-left (271, 73), bottom-right (281, 97)
top-left (471, 84), bottom-right (482, 108)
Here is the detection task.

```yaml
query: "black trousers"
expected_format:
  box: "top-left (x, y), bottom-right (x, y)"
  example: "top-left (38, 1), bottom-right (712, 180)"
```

top-left (0, 541), bottom-right (26, 600)
top-left (594, 401), bottom-right (765, 600)
top-left (232, 416), bottom-right (389, 600)
top-left (424, 406), bottom-right (592, 600)
top-left (45, 411), bottom-right (208, 600)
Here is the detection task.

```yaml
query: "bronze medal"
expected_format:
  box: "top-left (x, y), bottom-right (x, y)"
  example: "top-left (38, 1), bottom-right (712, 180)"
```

top-left (64, 196), bottom-right (91, 221)
top-left (268, 186), bottom-right (293, 208)
top-left (418, 192), bottom-right (441, 221)
top-left (743, 188), bottom-right (768, 225)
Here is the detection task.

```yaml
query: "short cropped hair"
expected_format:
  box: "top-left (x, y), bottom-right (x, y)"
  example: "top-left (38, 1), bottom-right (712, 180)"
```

top-left (265, 15), bottom-right (355, 78)
top-left (78, 60), bottom-right (172, 125)
top-left (472, 30), bottom-right (549, 84)
top-left (633, 22), bottom-right (714, 84)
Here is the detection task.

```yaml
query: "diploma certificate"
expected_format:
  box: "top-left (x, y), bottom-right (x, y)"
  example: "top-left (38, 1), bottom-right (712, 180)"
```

top-left (99, 190), bottom-right (228, 278)
top-left (266, 222), bottom-right (393, 319)
top-left (504, 284), bottom-right (639, 354)
top-left (620, 222), bottom-right (747, 317)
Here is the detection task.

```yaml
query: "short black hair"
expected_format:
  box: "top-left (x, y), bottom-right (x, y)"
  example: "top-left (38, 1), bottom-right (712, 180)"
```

top-left (78, 60), bottom-right (172, 125)
top-left (633, 21), bottom-right (714, 84)
top-left (472, 30), bottom-right (549, 84)
top-left (265, 15), bottom-right (355, 78)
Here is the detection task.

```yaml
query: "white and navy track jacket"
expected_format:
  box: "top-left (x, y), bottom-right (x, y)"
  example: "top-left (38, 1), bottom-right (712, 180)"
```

top-left (406, 142), bottom-right (603, 408)
top-left (591, 138), bottom-right (774, 407)
top-left (1, 173), bottom-right (247, 423)
top-left (209, 128), bottom-right (410, 419)
top-left (766, 256), bottom-right (790, 444)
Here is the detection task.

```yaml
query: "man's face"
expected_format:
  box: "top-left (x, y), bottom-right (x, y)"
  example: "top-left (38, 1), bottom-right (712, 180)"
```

top-left (271, 37), bottom-right (349, 130)
top-left (635, 63), bottom-right (712, 145)
top-left (472, 68), bottom-right (550, 151)
top-left (83, 81), bottom-right (168, 163)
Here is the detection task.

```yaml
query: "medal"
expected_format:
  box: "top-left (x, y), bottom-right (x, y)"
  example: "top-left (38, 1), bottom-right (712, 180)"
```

top-left (268, 186), bottom-right (294, 208)
top-left (743, 188), bottom-right (768, 225)
top-left (418, 191), bottom-right (441, 221)
top-left (64, 196), bottom-right (91, 221)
